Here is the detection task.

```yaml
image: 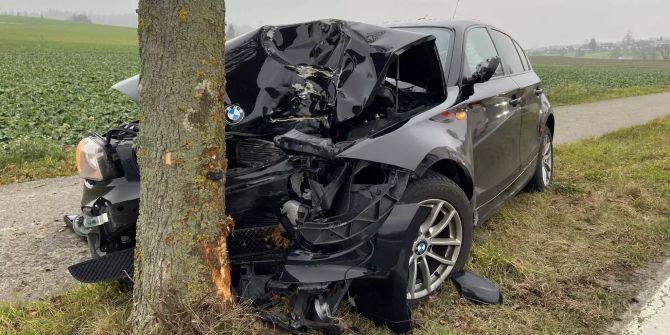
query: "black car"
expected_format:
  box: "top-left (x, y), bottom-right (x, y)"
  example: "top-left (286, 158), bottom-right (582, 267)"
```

top-left (67, 19), bottom-right (554, 333)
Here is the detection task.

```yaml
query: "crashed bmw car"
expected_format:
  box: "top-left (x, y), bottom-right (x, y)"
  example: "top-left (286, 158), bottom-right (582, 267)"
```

top-left (66, 20), bottom-right (554, 333)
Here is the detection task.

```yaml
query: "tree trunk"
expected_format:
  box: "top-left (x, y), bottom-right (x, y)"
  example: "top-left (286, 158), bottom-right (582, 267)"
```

top-left (129, 0), bottom-right (229, 333)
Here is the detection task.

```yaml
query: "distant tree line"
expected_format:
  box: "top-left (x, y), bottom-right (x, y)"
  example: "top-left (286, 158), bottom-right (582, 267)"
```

top-left (0, 9), bottom-right (254, 36)
top-left (0, 9), bottom-right (136, 27)
top-left (70, 13), bottom-right (92, 24)
top-left (530, 29), bottom-right (670, 60)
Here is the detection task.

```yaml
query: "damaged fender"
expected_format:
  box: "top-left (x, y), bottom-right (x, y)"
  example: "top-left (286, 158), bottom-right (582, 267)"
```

top-left (72, 19), bottom-right (459, 334)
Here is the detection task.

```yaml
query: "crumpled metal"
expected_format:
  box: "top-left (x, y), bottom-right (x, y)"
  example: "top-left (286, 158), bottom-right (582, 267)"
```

top-left (225, 19), bottom-right (435, 134)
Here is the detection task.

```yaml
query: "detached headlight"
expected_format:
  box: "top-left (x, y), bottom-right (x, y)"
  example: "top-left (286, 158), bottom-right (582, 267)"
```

top-left (75, 137), bottom-right (116, 181)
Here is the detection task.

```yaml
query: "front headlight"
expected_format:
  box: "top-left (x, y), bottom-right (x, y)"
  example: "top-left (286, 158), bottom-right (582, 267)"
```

top-left (75, 137), bottom-right (116, 181)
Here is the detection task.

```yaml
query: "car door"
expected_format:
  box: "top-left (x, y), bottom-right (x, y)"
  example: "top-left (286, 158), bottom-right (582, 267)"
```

top-left (462, 27), bottom-right (523, 213)
top-left (491, 30), bottom-right (544, 169)
top-left (514, 40), bottom-right (544, 169)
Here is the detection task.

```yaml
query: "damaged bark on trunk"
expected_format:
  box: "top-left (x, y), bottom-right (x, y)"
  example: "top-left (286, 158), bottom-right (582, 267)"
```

top-left (129, 0), bottom-right (229, 333)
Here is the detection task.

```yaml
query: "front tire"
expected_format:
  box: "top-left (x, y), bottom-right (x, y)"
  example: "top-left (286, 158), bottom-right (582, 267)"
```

top-left (401, 172), bottom-right (473, 303)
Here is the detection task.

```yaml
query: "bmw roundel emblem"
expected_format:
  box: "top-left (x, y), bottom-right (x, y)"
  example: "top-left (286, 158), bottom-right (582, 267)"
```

top-left (416, 241), bottom-right (427, 255)
top-left (225, 105), bottom-right (245, 126)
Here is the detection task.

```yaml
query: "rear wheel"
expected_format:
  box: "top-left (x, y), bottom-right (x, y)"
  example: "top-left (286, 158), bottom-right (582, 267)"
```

top-left (526, 130), bottom-right (553, 192)
top-left (401, 172), bottom-right (473, 303)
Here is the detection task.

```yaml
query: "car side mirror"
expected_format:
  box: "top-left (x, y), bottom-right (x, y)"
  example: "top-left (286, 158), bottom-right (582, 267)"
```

top-left (465, 56), bottom-right (501, 85)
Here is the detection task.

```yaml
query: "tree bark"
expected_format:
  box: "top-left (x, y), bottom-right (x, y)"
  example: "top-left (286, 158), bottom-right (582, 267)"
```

top-left (129, 0), bottom-right (229, 333)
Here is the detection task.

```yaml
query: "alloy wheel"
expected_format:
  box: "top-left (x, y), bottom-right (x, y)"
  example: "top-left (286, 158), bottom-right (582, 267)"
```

top-left (407, 199), bottom-right (463, 300)
top-left (541, 134), bottom-right (553, 186)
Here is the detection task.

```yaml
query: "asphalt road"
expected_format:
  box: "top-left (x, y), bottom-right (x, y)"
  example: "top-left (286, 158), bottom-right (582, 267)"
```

top-left (1, 92), bottom-right (669, 331)
top-left (553, 92), bottom-right (670, 144)
top-left (622, 260), bottom-right (670, 335)
top-left (0, 176), bottom-right (85, 301)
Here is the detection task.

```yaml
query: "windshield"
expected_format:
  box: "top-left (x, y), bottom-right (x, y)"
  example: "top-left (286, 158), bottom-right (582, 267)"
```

top-left (395, 27), bottom-right (453, 65)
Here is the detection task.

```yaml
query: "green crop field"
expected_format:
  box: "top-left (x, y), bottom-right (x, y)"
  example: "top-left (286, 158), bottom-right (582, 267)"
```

top-left (1, 15), bottom-right (670, 184)
top-left (0, 15), bottom-right (138, 147)
top-left (531, 56), bottom-right (670, 106)
top-left (0, 15), bottom-right (138, 183)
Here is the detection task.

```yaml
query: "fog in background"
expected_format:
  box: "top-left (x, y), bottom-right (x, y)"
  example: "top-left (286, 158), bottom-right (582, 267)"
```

top-left (1, 0), bottom-right (668, 48)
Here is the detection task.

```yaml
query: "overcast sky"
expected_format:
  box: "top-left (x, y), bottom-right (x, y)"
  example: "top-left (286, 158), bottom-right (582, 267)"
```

top-left (1, 0), bottom-right (668, 48)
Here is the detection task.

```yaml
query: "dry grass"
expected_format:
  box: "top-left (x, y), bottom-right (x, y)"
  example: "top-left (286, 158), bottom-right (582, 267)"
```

top-left (1, 117), bottom-right (668, 334)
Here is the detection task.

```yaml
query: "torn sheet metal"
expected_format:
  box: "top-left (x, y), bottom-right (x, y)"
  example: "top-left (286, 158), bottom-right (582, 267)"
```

top-left (224, 20), bottom-right (437, 134)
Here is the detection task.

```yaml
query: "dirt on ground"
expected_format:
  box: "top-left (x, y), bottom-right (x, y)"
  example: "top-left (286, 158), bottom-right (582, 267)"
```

top-left (0, 93), bottom-right (669, 303)
top-left (0, 176), bottom-right (88, 301)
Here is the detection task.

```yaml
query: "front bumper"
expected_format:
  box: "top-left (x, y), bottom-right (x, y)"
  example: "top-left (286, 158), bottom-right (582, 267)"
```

top-left (67, 146), bottom-right (427, 333)
top-left (66, 203), bottom-right (429, 334)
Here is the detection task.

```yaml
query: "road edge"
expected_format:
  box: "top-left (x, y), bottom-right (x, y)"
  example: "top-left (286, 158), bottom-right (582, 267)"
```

top-left (607, 258), bottom-right (670, 334)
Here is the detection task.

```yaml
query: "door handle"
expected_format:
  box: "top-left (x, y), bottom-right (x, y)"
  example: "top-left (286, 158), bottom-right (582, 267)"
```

top-left (534, 88), bottom-right (544, 96)
top-left (510, 97), bottom-right (522, 106)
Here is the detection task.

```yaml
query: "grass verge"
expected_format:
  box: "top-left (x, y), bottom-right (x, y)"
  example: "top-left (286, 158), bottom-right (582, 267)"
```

top-left (0, 138), bottom-right (75, 185)
top-left (0, 284), bottom-right (130, 335)
top-left (1, 118), bottom-right (668, 334)
top-left (0, 283), bottom-right (262, 335)
top-left (348, 116), bottom-right (670, 334)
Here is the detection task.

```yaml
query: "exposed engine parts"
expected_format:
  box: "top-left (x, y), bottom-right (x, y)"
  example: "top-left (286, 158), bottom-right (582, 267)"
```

top-left (68, 19), bottom-right (456, 334)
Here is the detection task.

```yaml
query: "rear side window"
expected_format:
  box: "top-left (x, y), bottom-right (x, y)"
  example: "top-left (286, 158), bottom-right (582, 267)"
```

top-left (491, 30), bottom-right (525, 74)
top-left (513, 40), bottom-right (531, 71)
top-left (463, 27), bottom-right (503, 78)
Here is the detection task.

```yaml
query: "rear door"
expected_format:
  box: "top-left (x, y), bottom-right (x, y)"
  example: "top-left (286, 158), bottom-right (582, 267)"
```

top-left (515, 41), bottom-right (544, 168)
top-left (463, 27), bottom-right (523, 210)
top-left (491, 30), bottom-right (543, 169)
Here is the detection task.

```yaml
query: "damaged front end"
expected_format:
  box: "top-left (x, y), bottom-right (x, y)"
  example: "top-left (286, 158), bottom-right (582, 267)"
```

top-left (68, 20), bottom-right (448, 333)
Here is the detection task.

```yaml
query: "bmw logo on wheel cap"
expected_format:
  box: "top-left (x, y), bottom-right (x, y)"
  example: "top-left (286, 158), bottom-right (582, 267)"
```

top-left (225, 105), bottom-right (245, 126)
top-left (416, 241), bottom-right (428, 255)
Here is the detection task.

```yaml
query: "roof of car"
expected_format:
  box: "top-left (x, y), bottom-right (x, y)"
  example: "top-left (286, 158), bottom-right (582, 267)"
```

top-left (389, 19), bottom-right (505, 34)
top-left (389, 19), bottom-right (479, 29)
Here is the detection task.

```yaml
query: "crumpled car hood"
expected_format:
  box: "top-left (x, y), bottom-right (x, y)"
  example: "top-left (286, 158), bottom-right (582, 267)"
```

top-left (112, 20), bottom-right (437, 133)
top-left (225, 20), bottom-right (436, 133)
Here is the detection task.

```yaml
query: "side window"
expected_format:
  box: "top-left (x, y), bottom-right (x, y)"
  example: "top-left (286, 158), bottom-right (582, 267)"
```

top-left (463, 27), bottom-right (503, 79)
top-left (513, 40), bottom-right (531, 71)
top-left (491, 30), bottom-right (525, 75)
